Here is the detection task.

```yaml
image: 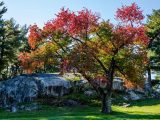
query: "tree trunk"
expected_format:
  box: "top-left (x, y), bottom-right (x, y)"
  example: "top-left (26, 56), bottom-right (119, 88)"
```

top-left (0, 42), bottom-right (4, 60)
top-left (101, 57), bottom-right (115, 114)
top-left (0, 42), bottom-right (4, 73)
top-left (145, 67), bottom-right (152, 93)
top-left (101, 93), bottom-right (112, 114)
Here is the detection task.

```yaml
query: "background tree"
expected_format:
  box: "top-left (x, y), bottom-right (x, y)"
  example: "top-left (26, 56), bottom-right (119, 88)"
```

top-left (0, 1), bottom-right (7, 77)
top-left (18, 42), bottom-right (60, 73)
top-left (19, 3), bottom-right (148, 114)
top-left (0, 1), bottom-right (28, 79)
top-left (146, 9), bottom-right (160, 92)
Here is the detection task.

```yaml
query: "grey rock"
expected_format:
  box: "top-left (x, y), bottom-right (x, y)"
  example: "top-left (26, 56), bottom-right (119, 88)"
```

top-left (154, 84), bottom-right (160, 93)
top-left (84, 90), bottom-right (96, 96)
top-left (63, 99), bottom-right (80, 106)
top-left (123, 96), bottom-right (129, 101)
top-left (10, 105), bottom-right (17, 113)
top-left (135, 88), bottom-right (145, 94)
top-left (122, 103), bottom-right (130, 107)
top-left (0, 74), bottom-right (71, 110)
top-left (23, 103), bottom-right (39, 111)
top-left (75, 80), bottom-right (88, 86)
top-left (151, 91), bottom-right (160, 99)
top-left (0, 76), bottom-right (38, 108)
top-left (37, 75), bottom-right (71, 97)
top-left (127, 90), bottom-right (144, 101)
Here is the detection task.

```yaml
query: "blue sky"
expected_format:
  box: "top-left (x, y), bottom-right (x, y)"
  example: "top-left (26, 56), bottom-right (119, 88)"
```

top-left (3, 0), bottom-right (160, 27)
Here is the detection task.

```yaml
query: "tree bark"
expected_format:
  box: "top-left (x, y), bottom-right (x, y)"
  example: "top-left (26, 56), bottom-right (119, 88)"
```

top-left (0, 42), bottom-right (5, 73)
top-left (145, 66), bottom-right (152, 93)
top-left (101, 57), bottom-right (115, 114)
top-left (101, 93), bottom-right (112, 114)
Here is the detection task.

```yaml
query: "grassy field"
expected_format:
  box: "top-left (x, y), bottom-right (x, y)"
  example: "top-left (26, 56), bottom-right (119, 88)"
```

top-left (0, 99), bottom-right (160, 120)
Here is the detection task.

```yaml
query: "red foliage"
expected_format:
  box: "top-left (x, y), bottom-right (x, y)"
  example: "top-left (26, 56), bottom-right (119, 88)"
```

top-left (116, 3), bottom-right (144, 24)
top-left (18, 52), bottom-right (30, 64)
top-left (18, 52), bottom-right (32, 73)
top-left (43, 8), bottom-right (99, 37)
top-left (114, 25), bottom-right (149, 46)
top-left (69, 8), bottom-right (99, 36)
top-left (43, 21), bottom-right (56, 35)
top-left (114, 3), bottom-right (149, 46)
top-left (28, 25), bottom-right (42, 49)
top-left (18, 50), bottom-right (45, 74)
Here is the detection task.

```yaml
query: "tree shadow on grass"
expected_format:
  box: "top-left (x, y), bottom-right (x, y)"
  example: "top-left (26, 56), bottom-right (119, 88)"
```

top-left (110, 111), bottom-right (160, 120)
top-left (0, 110), bottom-right (160, 120)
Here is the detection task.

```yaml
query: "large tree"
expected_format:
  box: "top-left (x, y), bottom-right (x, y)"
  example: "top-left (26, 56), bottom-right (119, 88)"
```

top-left (0, 1), bottom-right (7, 72)
top-left (0, 1), bottom-right (28, 79)
top-left (146, 9), bottom-right (160, 92)
top-left (19, 3), bottom-right (148, 113)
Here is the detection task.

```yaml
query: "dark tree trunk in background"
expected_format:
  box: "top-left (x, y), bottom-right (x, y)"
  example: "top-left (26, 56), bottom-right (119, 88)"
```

top-left (0, 42), bottom-right (4, 60)
top-left (146, 66), bottom-right (152, 94)
top-left (59, 59), bottom-right (65, 75)
top-left (0, 42), bottom-right (5, 75)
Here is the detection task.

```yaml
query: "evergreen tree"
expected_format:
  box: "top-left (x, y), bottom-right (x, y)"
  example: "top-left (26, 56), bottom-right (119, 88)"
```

top-left (0, 1), bottom-right (28, 79)
top-left (146, 9), bottom-right (160, 92)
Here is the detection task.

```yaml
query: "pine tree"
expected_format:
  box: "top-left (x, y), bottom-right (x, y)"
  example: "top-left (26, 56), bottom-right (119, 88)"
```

top-left (146, 9), bottom-right (160, 92)
top-left (0, 1), bottom-right (28, 79)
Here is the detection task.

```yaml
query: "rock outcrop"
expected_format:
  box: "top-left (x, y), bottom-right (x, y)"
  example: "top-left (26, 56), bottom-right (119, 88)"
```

top-left (0, 74), bottom-right (71, 109)
top-left (125, 89), bottom-right (145, 101)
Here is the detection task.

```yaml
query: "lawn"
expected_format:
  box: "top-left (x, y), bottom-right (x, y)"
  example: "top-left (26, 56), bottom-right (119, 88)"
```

top-left (0, 99), bottom-right (160, 120)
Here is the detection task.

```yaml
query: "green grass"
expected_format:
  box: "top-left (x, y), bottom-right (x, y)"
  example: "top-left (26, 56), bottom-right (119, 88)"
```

top-left (0, 99), bottom-right (160, 120)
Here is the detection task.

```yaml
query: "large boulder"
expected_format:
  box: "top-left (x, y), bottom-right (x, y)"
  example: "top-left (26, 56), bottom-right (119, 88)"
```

top-left (0, 74), bottom-right (71, 109)
top-left (154, 84), bottom-right (160, 93)
top-left (0, 76), bottom-right (38, 108)
top-left (125, 89), bottom-right (145, 101)
top-left (36, 74), bottom-right (71, 97)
